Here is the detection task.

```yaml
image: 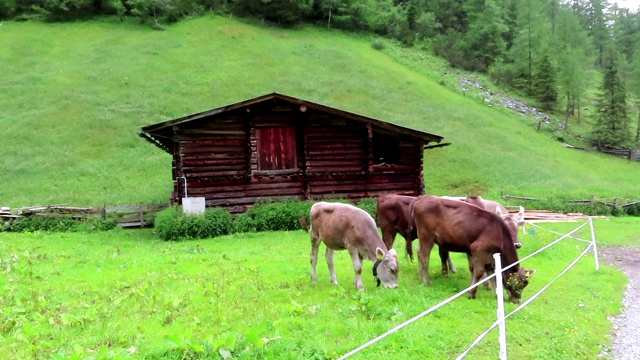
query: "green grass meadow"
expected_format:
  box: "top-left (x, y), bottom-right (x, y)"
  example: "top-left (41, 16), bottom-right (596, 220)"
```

top-left (1, 15), bottom-right (639, 208)
top-left (0, 218), bottom-right (632, 359)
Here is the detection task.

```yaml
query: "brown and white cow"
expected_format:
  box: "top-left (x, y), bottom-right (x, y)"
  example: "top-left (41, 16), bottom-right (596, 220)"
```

top-left (376, 194), bottom-right (457, 272)
top-left (411, 195), bottom-right (535, 303)
top-left (309, 202), bottom-right (399, 291)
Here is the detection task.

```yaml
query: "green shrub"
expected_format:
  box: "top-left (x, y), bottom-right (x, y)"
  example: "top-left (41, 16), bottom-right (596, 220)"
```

top-left (231, 213), bottom-right (257, 233)
top-left (154, 206), bottom-right (232, 241)
top-left (204, 207), bottom-right (232, 236)
top-left (2, 215), bottom-right (118, 233)
top-left (7, 216), bottom-right (77, 232)
top-left (245, 200), bottom-right (311, 232)
top-left (0, 0), bottom-right (16, 19)
top-left (371, 39), bottom-right (385, 50)
top-left (74, 217), bottom-right (118, 232)
top-left (624, 203), bottom-right (640, 216)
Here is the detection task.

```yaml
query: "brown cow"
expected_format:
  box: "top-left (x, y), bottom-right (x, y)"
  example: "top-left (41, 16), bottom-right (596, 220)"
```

top-left (465, 195), bottom-right (525, 249)
top-left (376, 194), bottom-right (457, 272)
top-left (310, 202), bottom-right (399, 291)
top-left (411, 195), bottom-right (535, 303)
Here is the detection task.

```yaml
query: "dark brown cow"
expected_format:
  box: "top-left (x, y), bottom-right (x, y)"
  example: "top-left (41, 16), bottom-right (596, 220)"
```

top-left (376, 194), bottom-right (457, 272)
top-left (411, 195), bottom-right (535, 303)
top-left (310, 201), bottom-right (399, 291)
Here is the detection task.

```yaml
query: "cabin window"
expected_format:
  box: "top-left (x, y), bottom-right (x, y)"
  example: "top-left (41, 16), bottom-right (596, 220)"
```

top-left (372, 132), bottom-right (401, 165)
top-left (257, 127), bottom-right (297, 170)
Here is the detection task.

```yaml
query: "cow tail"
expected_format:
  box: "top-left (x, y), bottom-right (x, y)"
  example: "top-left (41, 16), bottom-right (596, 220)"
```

top-left (299, 217), bottom-right (310, 232)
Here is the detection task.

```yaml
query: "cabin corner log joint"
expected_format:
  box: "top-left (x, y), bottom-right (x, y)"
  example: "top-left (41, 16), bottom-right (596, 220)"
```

top-left (140, 92), bottom-right (449, 214)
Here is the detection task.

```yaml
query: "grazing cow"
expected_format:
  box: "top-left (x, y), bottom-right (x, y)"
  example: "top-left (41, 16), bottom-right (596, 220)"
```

top-left (376, 194), bottom-right (457, 272)
top-left (466, 195), bottom-right (526, 244)
top-left (309, 202), bottom-right (399, 291)
top-left (411, 195), bottom-right (535, 303)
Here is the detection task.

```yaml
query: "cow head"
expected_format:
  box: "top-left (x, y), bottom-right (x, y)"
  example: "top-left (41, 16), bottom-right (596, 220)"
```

top-left (505, 268), bottom-right (536, 303)
top-left (373, 248), bottom-right (399, 289)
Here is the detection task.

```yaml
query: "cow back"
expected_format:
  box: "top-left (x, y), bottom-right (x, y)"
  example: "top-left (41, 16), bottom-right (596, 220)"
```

top-left (310, 202), bottom-right (384, 256)
top-left (377, 194), bottom-right (416, 236)
top-left (411, 196), bottom-right (514, 255)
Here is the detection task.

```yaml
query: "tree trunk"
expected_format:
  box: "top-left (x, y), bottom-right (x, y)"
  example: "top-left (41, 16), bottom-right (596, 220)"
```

top-left (636, 105), bottom-right (640, 143)
top-left (564, 92), bottom-right (570, 133)
top-left (577, 96), bottom-right (581, 124)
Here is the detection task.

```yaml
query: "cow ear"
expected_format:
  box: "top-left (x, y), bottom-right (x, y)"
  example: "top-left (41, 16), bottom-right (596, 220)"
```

top-left (388, 248), bottom-right (397, 257)
top-left (376, 247), bottom-right (385, 260)
top-left (525, 269), bottom-right (536, 278)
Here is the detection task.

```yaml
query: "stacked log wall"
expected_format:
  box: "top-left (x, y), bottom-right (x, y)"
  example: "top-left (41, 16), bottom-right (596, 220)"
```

top-left (170, 109), bottom-right (426, 213)
top-left (305, 115), bottom-right (423, 200)
top-left (174, 114), bottom-right (304, 213)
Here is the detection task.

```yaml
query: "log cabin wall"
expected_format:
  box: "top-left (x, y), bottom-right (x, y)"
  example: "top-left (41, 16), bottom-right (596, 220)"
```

top-left (172, 114), bottom-right (253, 213)
top-left (304, 113), bottom-right (424, 200)
top-left (141, 93), bottom-right (443, 214)
top-left (174, 104), bottom-right (306, 214)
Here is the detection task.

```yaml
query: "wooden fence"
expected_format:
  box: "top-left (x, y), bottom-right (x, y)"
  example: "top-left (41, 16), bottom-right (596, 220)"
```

top-left (0, 204), bottom-right (170, 228)
top-left (501, 193), bottom-right (640, 209)
top-left (102, 203), bottom-right (170, 228)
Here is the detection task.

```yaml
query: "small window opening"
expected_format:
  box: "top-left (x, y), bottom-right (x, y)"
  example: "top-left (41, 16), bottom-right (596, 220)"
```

top-left (373, 132), bottom-right (401, 165)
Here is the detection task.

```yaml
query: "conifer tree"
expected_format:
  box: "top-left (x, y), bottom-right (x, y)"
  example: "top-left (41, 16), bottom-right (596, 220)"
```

top-left (533, 53), bottom-right (558, 111)
top-left (590, 57), bottom-right (631, 148)
top-left (553, 4), bottom-right (594, 127)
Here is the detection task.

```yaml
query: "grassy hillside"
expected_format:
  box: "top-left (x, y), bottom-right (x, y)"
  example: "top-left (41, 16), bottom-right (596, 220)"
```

top-left (1, 14), bottom-right (638, 208)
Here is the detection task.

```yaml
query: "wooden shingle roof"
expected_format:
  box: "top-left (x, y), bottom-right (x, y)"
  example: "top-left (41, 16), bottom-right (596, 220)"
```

top-left (140, 92), bottom-right (446, 153)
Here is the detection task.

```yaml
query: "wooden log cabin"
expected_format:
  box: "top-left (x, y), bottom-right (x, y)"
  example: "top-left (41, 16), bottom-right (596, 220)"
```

top-left (139, 93), bottom-right (448, 214)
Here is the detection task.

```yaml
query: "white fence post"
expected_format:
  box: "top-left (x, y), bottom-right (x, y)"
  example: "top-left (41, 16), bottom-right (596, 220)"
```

top-left (588, 217), bottom-right (600, 270)
top-left (494, 253), bottom-right (508, 360)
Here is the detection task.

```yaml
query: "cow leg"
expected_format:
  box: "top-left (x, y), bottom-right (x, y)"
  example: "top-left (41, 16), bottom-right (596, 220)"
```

top-left (348, 249), bottom-right (365, 291)
top-left (381, 227), bottom-right (397, 254)
top-left (418, 238), bottom-right (435, 286)
top-left (326, 248), bottom-right (339, 285)
top-left (310, 235), bottom-right (321, 284)
top-left (468, 256), bottom-right (486, 299)
top-left (447, 254), bottom-right (457, 273)
top-left (439, 247), bottom-right (450, 278)
top-left (484, 269), bottom-right (496, 291)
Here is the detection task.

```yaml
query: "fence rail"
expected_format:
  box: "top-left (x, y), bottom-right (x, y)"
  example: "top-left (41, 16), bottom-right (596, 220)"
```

top-left (104, 203), bottom-right (170, 228)
top-left (501, 193), bottom-right (640, 208)
top-left (0, 203), bottom-right (170, 228)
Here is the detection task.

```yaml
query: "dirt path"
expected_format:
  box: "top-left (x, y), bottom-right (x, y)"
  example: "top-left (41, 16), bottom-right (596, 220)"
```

top-left (599, 246), bottom-right (640, 360)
